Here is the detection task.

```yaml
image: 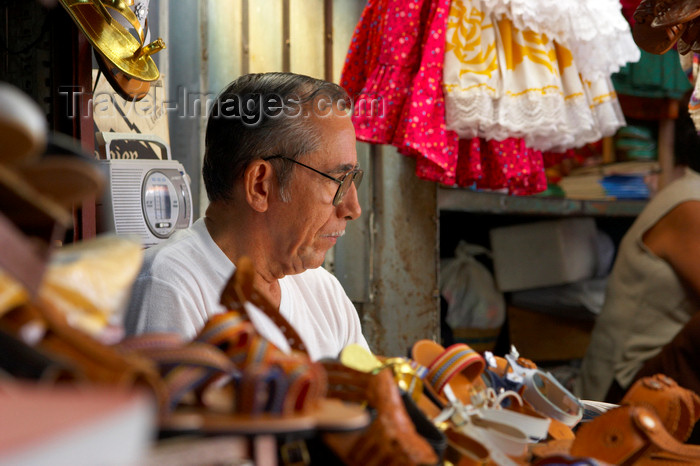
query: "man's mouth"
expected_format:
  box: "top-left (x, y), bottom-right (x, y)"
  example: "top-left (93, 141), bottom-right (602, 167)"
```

top-left (322, 230), bottom-right (345, 238)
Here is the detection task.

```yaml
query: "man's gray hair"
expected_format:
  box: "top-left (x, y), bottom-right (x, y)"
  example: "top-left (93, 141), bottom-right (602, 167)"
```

top-left (202, 72), bottom-right (350, 203)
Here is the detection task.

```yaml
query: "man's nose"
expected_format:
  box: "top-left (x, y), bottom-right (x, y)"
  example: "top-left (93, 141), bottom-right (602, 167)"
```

top-left (338, 182), bottom-right (362, 220)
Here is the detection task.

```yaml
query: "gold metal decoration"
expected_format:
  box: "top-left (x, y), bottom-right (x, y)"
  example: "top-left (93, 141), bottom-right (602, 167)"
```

top-left (59, 0), bottom-right (165, 81)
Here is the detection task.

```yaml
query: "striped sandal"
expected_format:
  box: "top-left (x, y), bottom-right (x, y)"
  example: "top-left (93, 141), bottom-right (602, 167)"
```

top-left (134, 256), bottom-right (369, 435)
top-left (119, 331), bottom-right (327, 435)
top-left (412, 340), bottom-right (536, 465)
top-left (194, 311), bottom-right (326, 416)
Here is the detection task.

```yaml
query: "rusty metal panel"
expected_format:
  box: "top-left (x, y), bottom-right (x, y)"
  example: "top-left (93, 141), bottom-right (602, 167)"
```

top-left (356, 146), bottom-right (440, 356)
top-left (289, 0), bottom-right (325, 78)
top-left (249, 0), bottom-right (283, 72)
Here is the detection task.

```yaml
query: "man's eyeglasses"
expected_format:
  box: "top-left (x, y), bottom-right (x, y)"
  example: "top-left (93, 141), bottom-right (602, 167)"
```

top-left (263, 155), bottom-right (363, 206)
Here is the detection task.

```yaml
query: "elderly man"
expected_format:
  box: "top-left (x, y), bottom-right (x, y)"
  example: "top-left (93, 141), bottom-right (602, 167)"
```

top-left (125, 72), bottom-right (369, 360)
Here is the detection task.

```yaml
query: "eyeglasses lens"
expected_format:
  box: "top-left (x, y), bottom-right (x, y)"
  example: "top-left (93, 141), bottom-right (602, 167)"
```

top-left (333, 170), bottom-right (364, 206)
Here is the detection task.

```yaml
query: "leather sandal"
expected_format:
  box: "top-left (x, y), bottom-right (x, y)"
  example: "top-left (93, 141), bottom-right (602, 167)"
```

top-left (91, 0), bottom-right (163, 101)
top-left (0, 327), bottom-right (78, 382)
top-left (321, 360), bottom-right (440, 466)
top-left (0, 82), bottom-right (47, 165)
top-left (633, 0), bottom-right (688, 54)
top-left (621, 373), bottom-right (700, 443)
top-left (155, 256), bottom-right (371, 435)
top-left (0, 131), bottom-right (104, 284)
top-left (59, 0), bottom-right (164, 83)
top-left (122, 333), bottom-right (322, 435)
top-left (676, 18), bottom-right (700, 53)
top-left (411, 339), bottom-right (486, 406)
top-left (215, 257), bottom-right (329, 415)
top-left (119, 334), bottom-right (240, 415)
top-left (504, 349), bottom-right (583, 429)
top-left (411, 341), bottom-right (545, 445)
top-left (0, 300), bottom-right (167, 402)
top-left (121, 325), bottom-right (368, 436)
top-left (339, 343), bottom-right (447, 459)
top-left (0, 210), bottom-right (56, 297)
top-left (483, 350), bottom-right (576, 441)
top-left (341, 344), bottom-right (498, 465)
top-left (194, 311), bottom-right (326, 415)
top-left (570, 404), bottom-right (700, 464)
top-left (650, 0), bottom-right (700, 28)
top-left (411, 341), bottom-right (532, 464)
top-left (15, 155), bottom-right (104, 211)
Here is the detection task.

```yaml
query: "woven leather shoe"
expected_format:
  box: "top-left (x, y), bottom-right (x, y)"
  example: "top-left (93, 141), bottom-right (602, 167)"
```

top-left (651, 0), bottom-right (700, 28)
top-left (634, 0), bottom-right (687, 54)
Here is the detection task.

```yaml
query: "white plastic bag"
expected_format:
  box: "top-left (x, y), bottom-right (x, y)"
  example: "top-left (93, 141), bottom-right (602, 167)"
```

top-left (440, 241), bottom-right (505, 330)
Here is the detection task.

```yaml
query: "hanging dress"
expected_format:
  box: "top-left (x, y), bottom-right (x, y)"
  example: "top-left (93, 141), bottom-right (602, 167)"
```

top-left (340, 0), bottom-right (635, 194)
top-left (397, 0), bottom-right (460, 185)
top-left (442, 0), bottom-right (630, 153)
top-left (484, 0), bottom-right (640, 82)
top-left (340, 0), bottom-right (433, 146)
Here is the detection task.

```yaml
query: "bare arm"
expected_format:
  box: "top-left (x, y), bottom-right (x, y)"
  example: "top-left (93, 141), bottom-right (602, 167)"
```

top-left (643, 200), bottom-right (700, 299)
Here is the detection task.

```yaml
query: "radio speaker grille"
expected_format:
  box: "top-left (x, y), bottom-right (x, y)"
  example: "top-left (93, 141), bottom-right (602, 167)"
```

top-left (111, 167), bottom-right (149, 239)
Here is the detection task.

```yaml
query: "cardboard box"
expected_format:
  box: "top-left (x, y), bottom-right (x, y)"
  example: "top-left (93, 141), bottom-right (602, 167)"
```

top-left (490, 218), bottom-right (598, 292)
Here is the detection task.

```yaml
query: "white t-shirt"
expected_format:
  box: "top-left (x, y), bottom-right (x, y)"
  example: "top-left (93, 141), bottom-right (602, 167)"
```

top-left (124, 218), bottom-right (369, 361)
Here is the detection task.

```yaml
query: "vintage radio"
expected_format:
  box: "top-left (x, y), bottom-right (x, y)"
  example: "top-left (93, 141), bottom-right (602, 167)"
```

top-left (96, 132), bottom-right (193, 248)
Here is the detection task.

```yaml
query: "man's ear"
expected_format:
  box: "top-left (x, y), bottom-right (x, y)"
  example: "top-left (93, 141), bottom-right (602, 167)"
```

top-left (243, 159), bottom-right (275, 212)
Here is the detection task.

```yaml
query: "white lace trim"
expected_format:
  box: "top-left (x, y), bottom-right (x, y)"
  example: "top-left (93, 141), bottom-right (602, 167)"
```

top-left (480, 0), bottom-right (641, 81)
top-left (443, 0), bottom-right (628, 151)
top-left (444, 79), bottom-right (626, 152)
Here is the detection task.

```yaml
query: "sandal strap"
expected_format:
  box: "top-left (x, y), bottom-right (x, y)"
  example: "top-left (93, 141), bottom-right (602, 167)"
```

top-left (571, 404), bottom-right (700, 464)
top-left (102, 0), bottom-right (146, 44)
top-left (59, 0), bottom-right (162, 81)
top-left (118, 333), bottom-right (184, 351)
top-left (196, 311), bottom-right (325, 414)
top-left (622, 373), bottom-right (700, 442)
top-left (131, 340), bottom-right (237, 412)
top-left (270, 353), bottom-right (327, 412)
top-left (479, 406), bottom-right (551, 442)
top-left (220, 256), bottom-right (308, 354)
top-left (239, 365), bottom-right (288, 415)
top-left (196, 312), bottom-right (253, 360)
top-left (196, 311), bottom-right (279, 367)
top-left (425, 344), bottom-right (485, 396)
top-left (520, 370), bottom-right (583, 428)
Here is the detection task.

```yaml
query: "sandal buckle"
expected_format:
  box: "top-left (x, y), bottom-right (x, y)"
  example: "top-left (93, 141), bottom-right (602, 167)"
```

top-left (279, 439), bottom-right (310, 466)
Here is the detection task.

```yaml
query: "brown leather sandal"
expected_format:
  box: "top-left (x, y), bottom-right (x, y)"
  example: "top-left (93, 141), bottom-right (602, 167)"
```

top-left (163, 256), bottom-right (370, 435)
top-left (676, 17), bottom-right (700, 54)
top-left (633, 0), bottom-right (688, 54)
top-left (0, 300), bottom-right (167, 403)
top-left (621, 373), bottom-right (700, 443)
top-left (650, 0), bottom-right (700, 28)
top-left (321, 360), bottom-right (439, 466)
top-left (570, 404), bottom-right (700, 464)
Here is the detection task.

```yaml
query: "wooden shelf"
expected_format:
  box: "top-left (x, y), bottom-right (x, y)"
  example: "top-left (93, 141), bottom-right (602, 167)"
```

top-left (438, 188), bottom-right (647, 217)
